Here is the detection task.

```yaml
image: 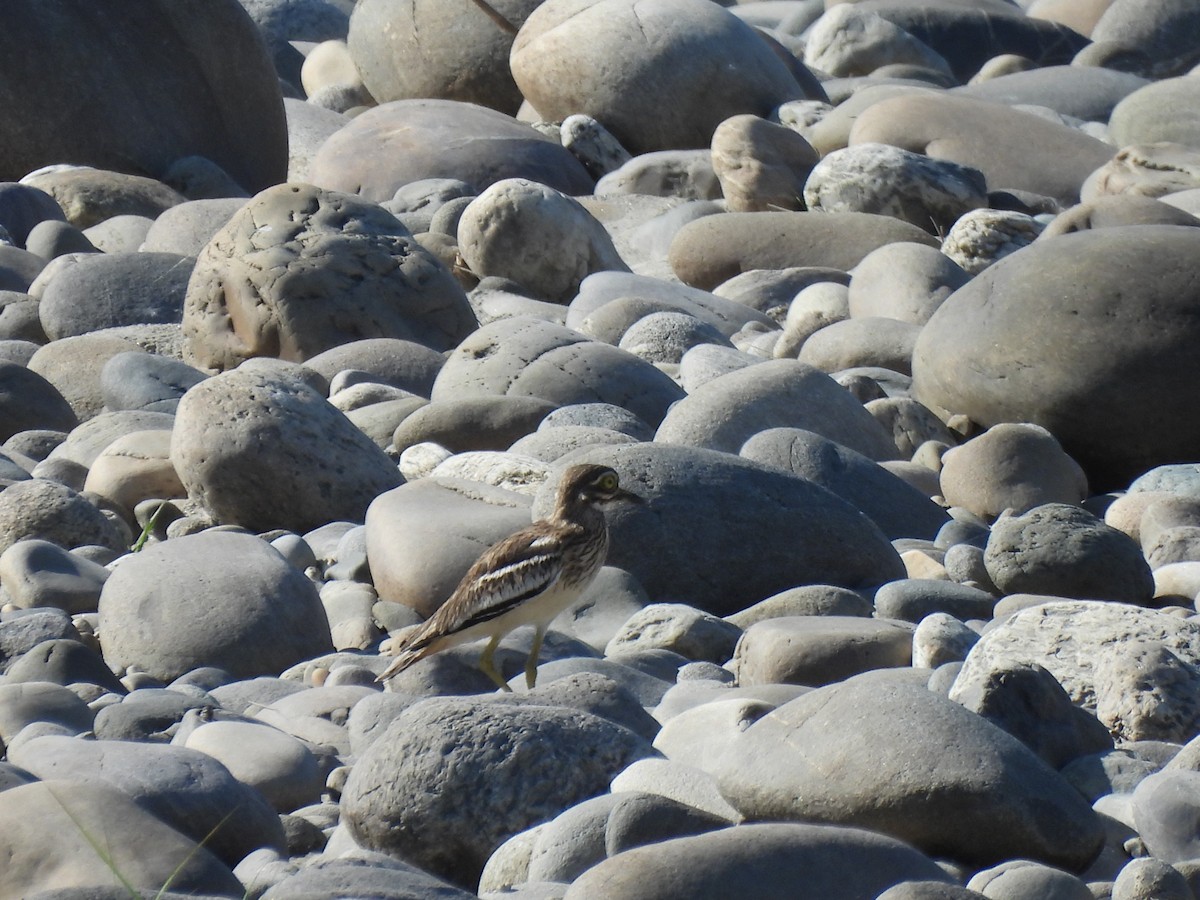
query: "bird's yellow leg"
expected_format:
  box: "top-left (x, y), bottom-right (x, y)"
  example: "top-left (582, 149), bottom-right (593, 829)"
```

top-left (479, 633), bottom-right (511, 692)
top-left (526, 626), bottom-right (547, 689)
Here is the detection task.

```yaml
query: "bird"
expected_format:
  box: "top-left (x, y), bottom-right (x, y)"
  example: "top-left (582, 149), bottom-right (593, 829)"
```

top-left (376, 463), bottom-right (642, 691)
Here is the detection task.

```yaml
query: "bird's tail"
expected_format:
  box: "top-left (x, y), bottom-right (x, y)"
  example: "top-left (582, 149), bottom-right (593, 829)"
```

top-left (375, 624), bottom-right (435, 682)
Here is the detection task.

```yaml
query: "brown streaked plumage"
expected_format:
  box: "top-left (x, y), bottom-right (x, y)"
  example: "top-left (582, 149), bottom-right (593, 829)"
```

top-left (376, 463), bottom-right (641, 690)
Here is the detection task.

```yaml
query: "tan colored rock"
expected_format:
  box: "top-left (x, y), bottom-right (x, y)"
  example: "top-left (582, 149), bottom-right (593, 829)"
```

top-left (710, 115), bottom-right (818, 213)
top-left (83, 429), bottom-right (184, 514)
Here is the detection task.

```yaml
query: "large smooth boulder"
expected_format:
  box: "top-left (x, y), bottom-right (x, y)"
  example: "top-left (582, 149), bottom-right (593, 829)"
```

top-left (97, 530), bottom-right (334, 681)
top-left (912, 226), bottom-right (1200, 489)
top-left (171, 369), bottom-right (402, 532)
top-left (511, 0), bottom-right (814, 155)
top-left (0, 0), bottom-right (286, 191)
top-left (851, 0), bottom-right (1089, 81)
top-left (39, 251), bottom-right (193, 340)
top-left (953, 65), bottom-right (1149, 123)
top-left (349, 0), bottom-right (541, 114)
top-left (182, 183), bottom-right (475, 371)
top-left (0, 780), bottom-right (243, 898)
top-left (655, 359), bottom-right (901, 461)
top-left (669, 211), bottom-right (938, 290)
top-left (309, 99), bottom-right (594, 201)
top-left (342, 696), bottom-right (654, 888)
top-left (562, 823), bottom-right (952, 900)
top-left (530, 443), bottom-right (907, 615)
top-left (8, 734), bottom-right (286, 867)
top-left (714, 677), bottom-right (1104, 871)
top-left (849, 92), bottom-right (1114, 205)
top-left (740, 427), bottom-right (948, 539)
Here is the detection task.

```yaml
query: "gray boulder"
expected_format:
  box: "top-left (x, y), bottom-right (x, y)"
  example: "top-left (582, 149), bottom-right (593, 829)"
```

top-left (0, 0), bottom-right (285, 191)
top-left (303, 337), bottom-right (446, 397)
top-left (391, 396), bottom-right (555, 455)
top-left (848, 241), bottom-right (970, 326)
top-left (732, 616), bottom-right (914, 686)
top-left (562, 822), bottom-right (951, 900)
top-left (657, 360), bottom-right (901, 461)
top-left (309, 98), bottom-right (593, 201)
top-left (431, 316), bottom-right (685, 429)
top-left (260, 856), bottom-right (475, 899)
top-left (0, 780), bottom-right (243, 898)
top-left (1091, 0), bottom-right (1200, 77)
top-left (0, 539), bottom-right (109, 614)
top-left (984, 503), bottom-right (1153, 604)
top-left (853, 0), bottom-right (1088, 82)
top-left (950, 661), bottom-right (1113, 769)
top-left (366, 476), bottom-right (533, 619)
top-left (100, 351), bottom-right (207, 414)
top-left (710, 114), bottom-right (818, 213)
top-left (568, 271), bottom-right (777, 342)
top-left (38, 252), bottom-right (193, 340)
top-left (511, 0), bottom-right (814, 155)
top-left (349, 0), bottom-right (541, 114)
top-left (913, 226), bottom-right (1200, 490)
top-left (714, 676), bottom-right (1103, 870)
top-left (0, 362), bottom-right (77, 441)
top-left (849, 92), bottom-right (1112, 206)
top-left (0, 182), bottom-right (66, 247)
top-left (873, 579), bottom-right (995, 623)
top-left (0, 682), bottom-right (95, 744)
top-left (8, 734), bottom-right (286, 867)
top-left (182, 183), bottom-right (475, 371)
top-left (0, 479), bottom-right (125, 555)
top-left (341, 696), bottom-right (654, 888)
top-left (1110, 78), bottom-right (1200, 149)
top-left (97, 530), bottom-right (333, 681)
top-left (530, 443), bottom-right (906, 615)
top-left (141, 198), bottom-right (246, 257)
top-left (171, 369), bottom-right (401, 532)
top-left (955, 65), bottom-right (1149, 123)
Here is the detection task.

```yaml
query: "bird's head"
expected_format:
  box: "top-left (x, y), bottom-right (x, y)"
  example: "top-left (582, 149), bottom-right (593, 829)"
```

top-left (559, 464), bottom-right (643, 510)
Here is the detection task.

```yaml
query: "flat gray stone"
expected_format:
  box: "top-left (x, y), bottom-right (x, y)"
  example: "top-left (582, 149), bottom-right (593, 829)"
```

top-left (0, 780), bottom-right (243, 898)
top-left (732, 615), bottom-right (914, 686)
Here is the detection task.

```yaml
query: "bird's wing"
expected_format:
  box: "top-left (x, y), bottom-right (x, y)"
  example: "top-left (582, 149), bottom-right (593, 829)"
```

top-left (409, 527), bottom-right (570, 649)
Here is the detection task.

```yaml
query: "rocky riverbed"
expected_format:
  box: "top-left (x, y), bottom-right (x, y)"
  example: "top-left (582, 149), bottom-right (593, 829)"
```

top-left (2, 0), bottom-right (1200, 898)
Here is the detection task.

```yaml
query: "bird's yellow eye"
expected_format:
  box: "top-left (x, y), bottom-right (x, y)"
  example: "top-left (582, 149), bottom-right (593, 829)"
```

top-left (598, 472), bottom-right (618, 492)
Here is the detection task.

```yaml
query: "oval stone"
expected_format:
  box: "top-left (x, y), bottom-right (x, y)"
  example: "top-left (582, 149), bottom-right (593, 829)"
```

top-left (912, 226), bottom-right (1200, 489)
